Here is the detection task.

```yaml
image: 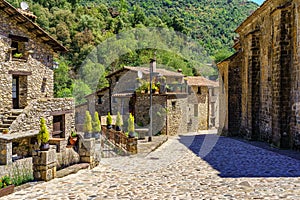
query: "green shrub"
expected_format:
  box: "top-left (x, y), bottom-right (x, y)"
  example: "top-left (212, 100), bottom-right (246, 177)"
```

top-left (71, 130), bottom-right (77, 137)
top-left (116, 112), bottom-right (123, 128)
top-left (37, 117), bottom-right (49, 145)
top-left (128, 113), bottom-right (135, 134)
top-left (92, 112), bottom-right (101, 132)
top-left (107, 112), bottom-right (112, 125)
top-left (0, 175), bottom-right (12, 188)
top-left (83, 111), bottom-right (92, 133)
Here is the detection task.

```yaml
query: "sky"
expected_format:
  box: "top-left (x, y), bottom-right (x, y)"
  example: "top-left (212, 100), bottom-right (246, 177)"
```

top-left (251, 0), bottom-right (265, 5)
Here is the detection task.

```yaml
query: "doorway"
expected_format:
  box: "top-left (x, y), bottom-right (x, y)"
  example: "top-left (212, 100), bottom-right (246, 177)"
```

top-left (12, 76), bottom-right (19, 109)
top-left (53, 115), bottom-right (65, 138)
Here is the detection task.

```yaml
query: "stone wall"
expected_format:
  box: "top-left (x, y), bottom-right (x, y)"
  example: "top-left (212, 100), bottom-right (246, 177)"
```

top-left (0, 38), bottom-right (54, 113)
top-left (134, 94), bottom-right (167, 134)
top-left (75, 103), bottom-right (88, 132)
top-left (221, 0), bottom-right (300, 149)
top-left (95, 89), bottom-right (110, 117)
top-left (0, 10), bottom-right (55, 68)
top-left (9, 98), bottom-right (75, 140)
top-left (167, 94), bottom-right (188, 136)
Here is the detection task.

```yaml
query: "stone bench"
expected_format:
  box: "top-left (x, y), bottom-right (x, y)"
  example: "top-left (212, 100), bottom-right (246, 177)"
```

top-left (135, 128), bottom-right (149, 140)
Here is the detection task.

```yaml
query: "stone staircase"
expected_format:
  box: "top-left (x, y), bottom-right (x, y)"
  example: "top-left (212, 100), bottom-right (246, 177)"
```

top-left (0, 109), bottom-right (23, 133)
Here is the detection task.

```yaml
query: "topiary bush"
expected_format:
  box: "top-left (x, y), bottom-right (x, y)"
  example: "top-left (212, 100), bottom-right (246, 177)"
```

top-left (127, 113), bottom-right (136, 138)
top-left (115, 112), bottom-right (123, 131)
top-left (92, 112), bottom-right (101, 133)
top-left (37, 117), bottom-right (50, 145)
top-left (107, 112), bottom-right (112, 129)
top-left (83, 111), bottom-right (92, 133)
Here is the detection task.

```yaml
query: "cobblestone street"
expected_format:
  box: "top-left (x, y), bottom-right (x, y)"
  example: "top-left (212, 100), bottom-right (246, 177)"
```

top-left (3, 132), bottom-right (300, 200)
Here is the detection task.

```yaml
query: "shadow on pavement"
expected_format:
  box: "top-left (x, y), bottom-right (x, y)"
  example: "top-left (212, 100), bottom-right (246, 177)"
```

top-left (179, 134), bottom-right (300, 178)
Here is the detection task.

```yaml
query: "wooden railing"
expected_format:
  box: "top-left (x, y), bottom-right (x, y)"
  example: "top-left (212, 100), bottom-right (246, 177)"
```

top-left (101, 126), bottom-right (137, 154)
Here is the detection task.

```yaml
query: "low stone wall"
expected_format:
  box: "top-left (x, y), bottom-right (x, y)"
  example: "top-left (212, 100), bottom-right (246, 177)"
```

top-left (9, 98), bottom-right (75, 140)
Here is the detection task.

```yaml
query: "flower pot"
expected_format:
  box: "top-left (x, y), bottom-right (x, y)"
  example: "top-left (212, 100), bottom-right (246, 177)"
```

top-left (40, 143), bottom-right (49, 151)
top-left (0, 185), bottom-right (14, 197)
top-left (107, 124), bottom-right (112, 129)
top-left (92, 132), bottom-right (100, 139)
top-left (128, 132), bottom-right (136, 138)
top-left (69, 137), bottom-right (78, 145)
top-left (116, 126), bottom-right (121, 131)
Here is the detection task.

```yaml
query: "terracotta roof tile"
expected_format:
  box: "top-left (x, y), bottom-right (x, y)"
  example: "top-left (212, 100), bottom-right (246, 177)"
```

top-left (186, 76), bottom-right (219, 87)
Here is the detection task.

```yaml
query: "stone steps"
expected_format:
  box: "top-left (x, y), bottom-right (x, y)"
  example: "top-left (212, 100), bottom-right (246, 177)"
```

top-left (0, 109), bottom-right (23, 133)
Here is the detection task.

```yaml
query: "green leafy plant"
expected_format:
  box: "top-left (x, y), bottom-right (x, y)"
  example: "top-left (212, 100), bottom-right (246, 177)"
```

top-left (37, 117), bottom-right (50, 145)
top-left (71, 130), bottom-right (77, 137)
top-left (107, 112), bottom-right (112, 126)
top-left (83, 111), bottom-right (92, 133)
top-left (0, 175), bottom-right (12, 188)
top-left (92, 112), bottom-right (101, 133)
top-left (13, 53), bottom-right (23, 58)
top-left (127, 113), bottom-right (136, 137)
top-left (116, 112), bottom-right (123, 131)
top-left (9, 160), bottom-right (33, 186)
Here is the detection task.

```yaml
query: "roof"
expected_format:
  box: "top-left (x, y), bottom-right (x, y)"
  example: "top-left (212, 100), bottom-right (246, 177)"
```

top-left (0, 0), bottom-right (67, 52)
top-left (235, 0), bottom-right (271, 33)
top-left (186, 76), bottom-right (219, 87)
top-left (106, 66), bottom-right (184, 78)
top-left (112, 92), bottom-right (134, 98)
top-left (216, 52), bottom-right (239, 67)
top-left (84, 87), bottom-right (109, 98)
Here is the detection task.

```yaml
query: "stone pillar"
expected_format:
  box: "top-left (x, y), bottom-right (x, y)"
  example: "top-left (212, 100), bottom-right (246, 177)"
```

top-left (0, 139), bottom-right (12, 165)
top-left (79, 138), bottom-right (96, 168)
top-left (32, 149), bottom-right (57, 181)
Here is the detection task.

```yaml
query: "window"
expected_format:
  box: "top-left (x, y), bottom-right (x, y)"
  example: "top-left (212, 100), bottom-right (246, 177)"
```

top-left (41, 78), bottom-right (47, 93)
top-left (194, 104), bottom-right (198, 117)
top-left (9, 34), bottom-right (28, 59)
top-left (97, 95), bottom-right (103, 104)
top-left (172, 101), bottom-right (176, 109)
top-left (197, 87), bottom-right (202, 94)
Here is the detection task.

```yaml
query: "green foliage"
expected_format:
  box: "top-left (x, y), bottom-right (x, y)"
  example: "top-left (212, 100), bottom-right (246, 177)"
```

top-left (83, 111), bottom-right (92, 133)
top-left (71, 130), bottom-right (77, 137)
top-left (116, 112), bottom-right (123, 128)
top-left (92, 112), bottom-right (101, 132)
top-left (9, 161), bottom-right (34, 186)
top-left (6, 0), bottom-right (258, 92)
top-left (127, 113), bottom-right (135, 133)
top-left (106, 112), bottom-right (112, 125)
top-left (13, 53), bottom-right (23, 58)
top-left (37, 117), bottom-right (50, 144)
top-left (0, 175), bottom-right (12, 188)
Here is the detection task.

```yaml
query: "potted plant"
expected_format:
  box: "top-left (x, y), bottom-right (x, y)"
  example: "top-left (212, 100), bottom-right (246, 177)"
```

top-left (69, 130), bottom-right (78, 145)
top-left (115, 112), bottom-right (123, 131)
top-left (13, 52), bottom-right (22, 59)
top-left (127, 113), bottom-right (136, 138)
top-left (107, 112), bottom-right (112, 129)
top-left (2, 129), bottom-right (9, 134)
top-left (92, 112), bottom-right (101, 139)
top-left (0, 175), bottom-right (14, 197)
top-left (83, 111), bottom-right (92, 139)
top-left (37, 117), bottom-right (50, 151)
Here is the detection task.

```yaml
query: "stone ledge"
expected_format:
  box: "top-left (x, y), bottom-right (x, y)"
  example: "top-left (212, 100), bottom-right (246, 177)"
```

top-left (0, 130), bottom-right (38, 140)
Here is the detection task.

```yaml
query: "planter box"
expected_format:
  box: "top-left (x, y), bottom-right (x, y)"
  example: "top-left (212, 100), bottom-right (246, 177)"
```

top-left (0, 185), bottom-right (14, 197)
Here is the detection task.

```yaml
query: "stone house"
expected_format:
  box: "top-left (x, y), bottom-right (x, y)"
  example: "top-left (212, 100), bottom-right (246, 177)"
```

top-left (186, 76), bottom-right (219, 131)
top-left (78, 64), bottom-right (219, 135)
top-left (0, 0), bottom-right (76, 166)
top-left (218, 0), bottom-right (300, 149)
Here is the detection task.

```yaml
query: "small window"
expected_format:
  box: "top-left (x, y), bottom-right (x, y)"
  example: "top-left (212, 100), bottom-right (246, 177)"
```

top-left (41, 78), bottom-right (47, 93)
top-left (113, 97), bottom-right (117, 103)
top-left (194, 104), bottom-right (198, 117)
top-left (97, 95), bottom-right (103, 104)
top-left (172, 101), bottom-right (176, 109)
top-left (197, 87), bottom-right (202, 94)
top-left (9, 34), bottom-right (28, 59)
top-left (116, 76), bottom-right (120, 82)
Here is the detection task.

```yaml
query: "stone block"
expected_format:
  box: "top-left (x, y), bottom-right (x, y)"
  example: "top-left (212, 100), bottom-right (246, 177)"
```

top-left (80, 156), bottom-right (94, 163)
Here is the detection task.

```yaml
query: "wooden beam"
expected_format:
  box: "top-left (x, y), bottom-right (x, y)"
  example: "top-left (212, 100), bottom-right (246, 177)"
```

top-left (8, 34), bottom-right (29, 42)
top-left (50, 110), bottom-right (73, 116)
top-left (8, 70), bottom-right (32, 75)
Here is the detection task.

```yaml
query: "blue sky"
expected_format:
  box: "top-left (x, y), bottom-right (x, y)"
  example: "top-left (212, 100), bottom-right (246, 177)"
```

top-left (251, 0), bottom-right (265, 5)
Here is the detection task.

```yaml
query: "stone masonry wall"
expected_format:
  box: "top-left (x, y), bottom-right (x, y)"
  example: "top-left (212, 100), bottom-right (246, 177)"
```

top-left (0, 38), bottom-right (54, 113)
top-left (9, 98), bottom-right (75, 140)
top-left (0, 10), bottom-right (55, 68)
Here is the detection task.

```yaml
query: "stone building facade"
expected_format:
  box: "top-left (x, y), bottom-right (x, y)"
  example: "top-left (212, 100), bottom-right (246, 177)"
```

top-left (0, 0), bottom-right (76, 165)
top-left (218, 0), bottom-right (300, 149)
top-left (78, 64), bottom-right (219, 135)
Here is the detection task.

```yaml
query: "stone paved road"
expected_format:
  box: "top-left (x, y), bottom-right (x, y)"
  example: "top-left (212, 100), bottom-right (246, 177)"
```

top-left (3, 132), bottom-right (300, 199)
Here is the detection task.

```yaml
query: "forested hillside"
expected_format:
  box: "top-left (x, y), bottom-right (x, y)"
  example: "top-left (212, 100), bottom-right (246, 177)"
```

top-left (6, 0), bottom-right (258, 102)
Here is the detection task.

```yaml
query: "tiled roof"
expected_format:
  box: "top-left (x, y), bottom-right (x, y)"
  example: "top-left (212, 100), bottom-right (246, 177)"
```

top-left (186, 76), bottom-right (219, 87)
top-left (124, 66), bottom-right (184, 77)
top-left (106, 66), bottom-right (184, 78)
top-left (0, 0), bottom-right (67, 52)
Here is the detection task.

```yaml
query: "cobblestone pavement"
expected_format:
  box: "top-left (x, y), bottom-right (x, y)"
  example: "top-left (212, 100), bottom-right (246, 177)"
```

top-left (3, 132), bottom-right (300, 199)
